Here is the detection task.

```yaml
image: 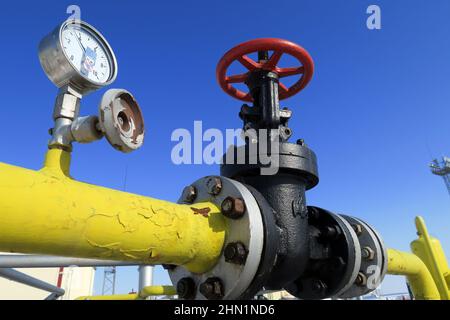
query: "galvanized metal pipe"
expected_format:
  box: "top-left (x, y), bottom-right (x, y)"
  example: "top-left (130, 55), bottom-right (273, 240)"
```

top-left (0, 255), bottom-right (146, 268)
top-left (138, 266), bottom-right (153, 291)
top-left (0, 268), bottom-right (65, 297)
top-left (0, 149), bottom-right (226, 273)
top-left (387, 248), bottom-right (440, 300)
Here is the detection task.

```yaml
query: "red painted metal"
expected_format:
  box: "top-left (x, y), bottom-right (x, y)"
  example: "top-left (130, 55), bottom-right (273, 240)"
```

top-left (216, 38), bottom-right (314, 102)
top-left (57, 267), bottom-right (64, 288)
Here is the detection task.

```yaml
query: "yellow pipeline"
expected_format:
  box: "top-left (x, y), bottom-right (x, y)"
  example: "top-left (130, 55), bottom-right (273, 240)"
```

top-left (411, 217), bottom-right (450, 300)
top-left (387, 249), bottom-right (440, 300)
top-left (0, 149), bottom-right (226, 273)
top-left (76, 285), bottom-right (177, 300)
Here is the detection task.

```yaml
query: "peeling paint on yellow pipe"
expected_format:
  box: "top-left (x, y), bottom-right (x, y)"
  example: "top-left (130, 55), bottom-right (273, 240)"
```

top-left (0, 149), bottom-right (226, 273)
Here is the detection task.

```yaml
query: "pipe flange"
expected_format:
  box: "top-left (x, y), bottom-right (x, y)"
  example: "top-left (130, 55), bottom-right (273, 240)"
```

top-left (364, 220), bottom-right (388, 288)
top-left (239, 185), bottom-right (280, 299)
top-left (331, 213), bottom-right (362, 297)
top-left (285, 207), bottom-right (361, 299)
top-left (338, 216), bottom-right (385, 298)
top-left (169, 176), bottom-right (264, 300)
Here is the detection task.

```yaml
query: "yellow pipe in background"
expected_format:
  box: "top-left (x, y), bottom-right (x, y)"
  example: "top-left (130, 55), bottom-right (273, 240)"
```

top-left (0, 149), bottom-right (226, 273)
top-left (387, 248), bottom-right (440, 300)
top-left (411, 216), bottom-right (450, 300)
top-left (76, 285), bottom-right (177, 300)
top-left (140, 285), bottom-right (177, 297)
top-left (76, 293), bottom-right (140, 301)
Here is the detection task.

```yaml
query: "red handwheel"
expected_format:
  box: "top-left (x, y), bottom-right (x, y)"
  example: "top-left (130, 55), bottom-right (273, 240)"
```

top-left (216, 38), bottom-right (314, 102)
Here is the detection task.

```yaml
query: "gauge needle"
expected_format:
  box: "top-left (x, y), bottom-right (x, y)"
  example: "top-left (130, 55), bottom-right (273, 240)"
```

top-left (75, 31), bottom-right (86, 53)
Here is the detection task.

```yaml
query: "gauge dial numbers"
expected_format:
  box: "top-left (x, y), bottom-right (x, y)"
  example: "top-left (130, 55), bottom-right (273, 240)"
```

top-left (61, 23), bottom-right (112, 84)
top-left (38, 20), bottom-right (118, 94)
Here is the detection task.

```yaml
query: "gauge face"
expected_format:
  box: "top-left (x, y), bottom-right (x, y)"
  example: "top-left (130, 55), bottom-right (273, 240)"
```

top-left (61, 22), bottom-right (113, 84)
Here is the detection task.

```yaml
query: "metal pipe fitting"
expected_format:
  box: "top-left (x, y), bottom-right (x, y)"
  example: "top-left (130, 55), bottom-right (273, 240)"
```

top-left (71, 116), bottom-right (103, 144)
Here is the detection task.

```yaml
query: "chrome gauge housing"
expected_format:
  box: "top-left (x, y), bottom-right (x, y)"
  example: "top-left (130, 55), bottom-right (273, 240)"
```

top-left (38, 19), bottom-right (118, 95)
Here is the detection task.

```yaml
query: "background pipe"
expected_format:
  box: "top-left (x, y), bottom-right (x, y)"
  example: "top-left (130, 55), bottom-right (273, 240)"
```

top-left (411, 217), bottom-right (450, 300)
top-left (76, 285), bottom-right (176, 300)
top-left (0, 268), bottom-right (65, 297)
top-left (387, 248), bottom-right (440, 300)
top-left (0, 255), bottom-right (147, 268)
top-left (77, 293), bottom-right (139, 300)
top-left (138, 266), bottom-right (153, 297)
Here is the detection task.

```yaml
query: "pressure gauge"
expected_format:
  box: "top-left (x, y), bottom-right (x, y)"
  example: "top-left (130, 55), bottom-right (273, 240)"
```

top-left (39, 20), bottom-right (118, 95)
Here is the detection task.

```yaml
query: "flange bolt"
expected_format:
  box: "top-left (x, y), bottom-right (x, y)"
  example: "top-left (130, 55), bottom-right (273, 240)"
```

top-left (206, 177), bottom-right (223, 196)
top-left (312, 280), bottom-right (327, 294)
top-left (181, 185), bottom-right (197, 203)
top-left (199, 278), bottom-right (224, 300)
top-left (177, 277), bottom-right (196, 300)
top-left (351, 224), bottom-right (363, 236)
top-left (221, 197), bottom-right (246, 219)
top-left (362, 247), bottom-right (375, 261)
top-left (355, 272), bottom-right (368, 287)
top-left (224, 242), bottom-right (248, 265)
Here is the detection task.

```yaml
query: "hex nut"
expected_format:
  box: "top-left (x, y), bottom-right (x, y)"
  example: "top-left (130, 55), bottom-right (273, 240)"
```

top-left (362, 247), bottom-right (375, 261)
top-left (177, 277), bottom-right (196, 299)
top-left (355, 273), bottom-right (368, 287)
top-left (181, 185), bottom-right (197, 203)
top-left (206, 177), bottom-right (223, 195)
top-left (312, 280), bottom-right (327, 293)
top-left (351, 224), bottom-right (363, 236)
top-left (199, 278), bottom-right (224, 300)
top-left (224, 242), bottom-right (248, 265)
top-left (221, 197), bottom-right (246, 219)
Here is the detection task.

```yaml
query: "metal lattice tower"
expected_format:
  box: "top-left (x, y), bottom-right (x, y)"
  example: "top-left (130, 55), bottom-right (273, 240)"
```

top-left (101, 267), bottom-right (116, 295)
top-left (430, 156), bottom-right (450, 196)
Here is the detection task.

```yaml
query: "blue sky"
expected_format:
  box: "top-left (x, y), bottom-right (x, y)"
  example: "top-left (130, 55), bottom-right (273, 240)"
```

top-left (0, 0), bottom-right (449, 296)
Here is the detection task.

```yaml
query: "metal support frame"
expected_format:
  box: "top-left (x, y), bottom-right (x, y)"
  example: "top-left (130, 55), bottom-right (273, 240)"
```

top-left (102, 267), bottom-right (117, 295)
top-left (0, 255), bottom-right (145, 268)
top-left (0, 268), bottom-right (65, 298)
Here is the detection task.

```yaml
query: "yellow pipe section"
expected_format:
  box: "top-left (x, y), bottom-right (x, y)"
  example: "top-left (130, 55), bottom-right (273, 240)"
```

top-left (76, 285), bottom-right (177, 300)
top-left (140, 285), bottom-right (177, 297)
top-left (77, 293), bottom-right (140, 300)
top-left (411, 216), bottom-right (450, 300)
top-left (0, 149), bottom-right (226, 273)
top-left (387, 249), bottom-right (440, 300)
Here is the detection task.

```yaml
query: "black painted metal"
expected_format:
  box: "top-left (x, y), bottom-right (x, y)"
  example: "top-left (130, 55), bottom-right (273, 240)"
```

top-left (217, 48), bottom-right (388, 300)
top-left (221, 62), bottom-right (321, 290)
top-left (285, 207), bottom-right (358, 299)
top-left (222, 142), bottom-right (319, 190)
